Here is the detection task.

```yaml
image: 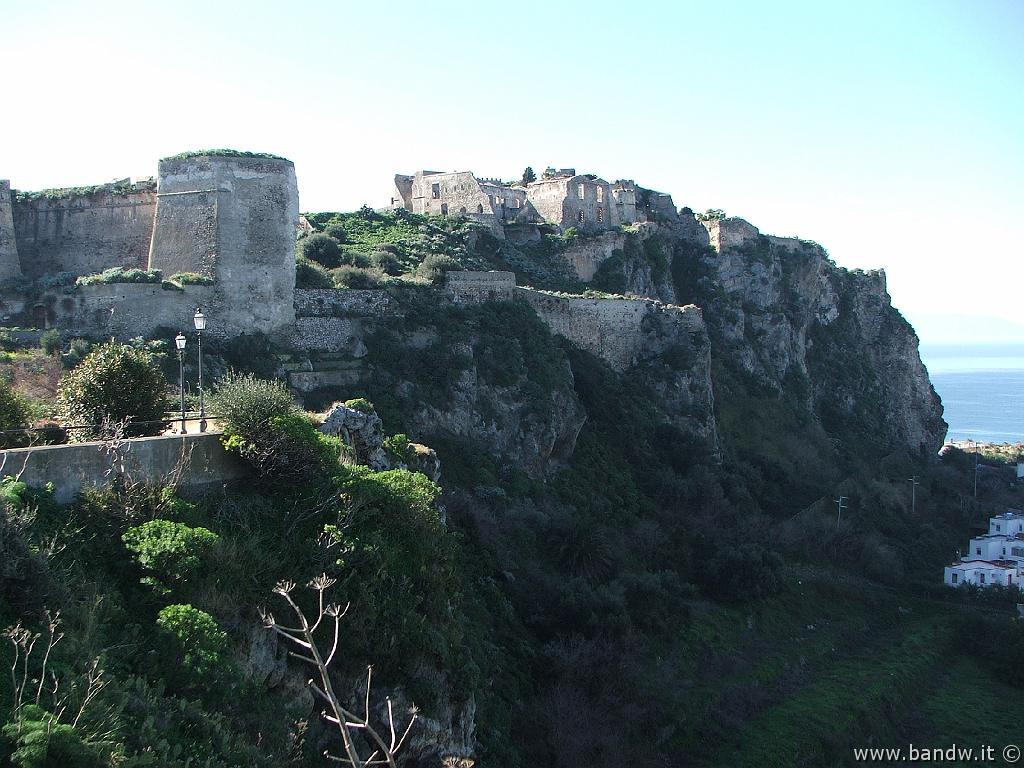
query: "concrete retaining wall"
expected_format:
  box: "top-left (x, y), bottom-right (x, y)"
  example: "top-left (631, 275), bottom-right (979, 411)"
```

top-left (0, 432), bottom-right (248, 504)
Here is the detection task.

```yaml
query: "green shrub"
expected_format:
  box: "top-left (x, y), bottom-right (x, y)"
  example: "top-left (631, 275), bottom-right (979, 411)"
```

top-left (371, 250), bottom-right (403, 276)
top-left (168, 272), bottom-right (214, 286)
top-left (209, 372), bottom-right (340, 478)
top-left (324, 224), bottom-right (348, 243)
top-left (383, 433), bottom-right (414, 463)
top-left (56, 341), bottom-right (167, 440)
top-left (0, 377), bottom-right (30, 448)
top-left (343, 397), bottom-right (374, 414)
top-left (222, 333), bottom-right (280, 380)
top-left (59, 338), bottom-right (91, 370)
top-left (156, 604), bottom-right (228, 679)
top-left (163, 148), bottom-right (286, 161)
top-left (39, 329), bottom-right (61, 356)
top-left (122, 519), bottom-right (220, 589)
top-left (2, 705), bottom-right (105, 768)
top-left (415, 254), bottom-right (462, 284)
top-left (332, 265), bottom-right (386, 289)
top-left (75, 268), bottom-right (162, 287)
top-left (300, 232), bottom-right (343, 268)
top-left (295, 256), bottom-right (333, 289)
top-left (207, 371), bottom-right (298, 438)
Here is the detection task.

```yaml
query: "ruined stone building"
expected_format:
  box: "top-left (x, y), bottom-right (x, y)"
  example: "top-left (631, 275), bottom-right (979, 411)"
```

top-left (391, 167), bottom-right (677, 234)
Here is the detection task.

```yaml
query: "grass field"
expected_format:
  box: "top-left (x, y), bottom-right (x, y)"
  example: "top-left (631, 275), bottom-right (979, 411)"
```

top-left (656, 569), bottom-right (1019, 767)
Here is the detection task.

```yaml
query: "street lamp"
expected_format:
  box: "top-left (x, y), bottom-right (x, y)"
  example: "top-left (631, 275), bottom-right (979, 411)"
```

top-left (193, 308), bottom-right (207, 432)
top-left (174, 332), bottom-right (187, 435)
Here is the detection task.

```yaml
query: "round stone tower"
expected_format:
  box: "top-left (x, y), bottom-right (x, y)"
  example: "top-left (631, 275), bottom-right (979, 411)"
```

top-left (0, 180), bottom-right (24, 282)
top-left (148, 151), bottom-right (298, 336)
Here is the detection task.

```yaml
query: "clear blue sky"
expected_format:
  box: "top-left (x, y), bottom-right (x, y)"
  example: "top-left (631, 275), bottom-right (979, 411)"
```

top-left (2, 0), bottom-right (1021, 342)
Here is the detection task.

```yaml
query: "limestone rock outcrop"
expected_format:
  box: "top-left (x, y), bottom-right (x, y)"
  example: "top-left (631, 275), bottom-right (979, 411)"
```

top-left (670, 217), bottom-right (946, 456)
top-left (319, 401), bottom-right (442, 481)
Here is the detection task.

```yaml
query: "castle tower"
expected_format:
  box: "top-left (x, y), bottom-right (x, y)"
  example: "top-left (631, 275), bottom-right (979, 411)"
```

top-left (0, 181), bottom-right (23, 282)
top-left (148, 152), bottom-right (298, 335)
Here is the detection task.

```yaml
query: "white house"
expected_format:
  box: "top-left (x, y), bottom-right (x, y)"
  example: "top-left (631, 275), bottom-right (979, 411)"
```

top-left (988, 510), bottom-right (1024, 536)
top-left (943, 510), bottom-right (1024, 590)
top-left (965, 533), bottom-right (1024, 562)
top-left (944, 560), bottom-right (1019, 588)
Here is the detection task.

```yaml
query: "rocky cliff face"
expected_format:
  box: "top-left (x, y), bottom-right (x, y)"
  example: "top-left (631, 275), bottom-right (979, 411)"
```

top-left (665, 216), bottom-right (946, 457)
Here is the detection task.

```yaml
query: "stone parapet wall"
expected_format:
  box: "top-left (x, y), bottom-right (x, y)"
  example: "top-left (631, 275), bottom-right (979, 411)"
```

top-left (294, 288), bottom-right (391, 318)
top-left (0, 432), bottom-right (248, 504)
top-left (290, 316), bottom-right (369, 354)
top-left (445, 271), bottom-right (516, 303)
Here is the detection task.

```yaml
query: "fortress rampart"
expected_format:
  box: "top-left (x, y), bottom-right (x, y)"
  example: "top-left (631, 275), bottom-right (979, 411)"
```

top-left (13, 184), bottom-right (157, 280)
top-left (516, 286), bottom-right (705, 370)
top-left (2, 151), bottom-right (299, 338)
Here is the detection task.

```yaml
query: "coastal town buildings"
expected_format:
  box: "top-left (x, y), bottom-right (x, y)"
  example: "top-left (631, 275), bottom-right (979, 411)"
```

top-left (944, 510), bottom-right (1024, 589)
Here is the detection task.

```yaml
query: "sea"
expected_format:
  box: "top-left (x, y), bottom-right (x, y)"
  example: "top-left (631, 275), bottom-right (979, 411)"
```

top-left (920, 344), bottom-right (1024, 445)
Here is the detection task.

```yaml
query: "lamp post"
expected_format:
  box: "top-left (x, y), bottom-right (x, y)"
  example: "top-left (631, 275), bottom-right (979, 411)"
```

top-left (193, 308), bottom-right (207, 432)
top-left (175, 332), bottom-right (187, 434)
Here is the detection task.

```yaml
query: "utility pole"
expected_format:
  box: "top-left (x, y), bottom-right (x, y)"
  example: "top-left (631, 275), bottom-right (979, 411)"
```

top-left (908, 476), bottom-right (920, 514)
top-left (835, 495), bottom-right (848, 531)
top-left (973, 444), bottom-right (980, 501)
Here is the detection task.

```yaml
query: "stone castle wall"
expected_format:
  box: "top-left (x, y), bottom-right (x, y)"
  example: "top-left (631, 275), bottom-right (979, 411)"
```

top-left (516, 287), bottom-right (705, 370)
top-left (39, 283), bottom-right (216, 339)
top-left (13, 187), bottom-right (156, 279)
top-left (0, 181), bottom-right (21, 281)
top-left (445, 271), bottom-right (516, 303)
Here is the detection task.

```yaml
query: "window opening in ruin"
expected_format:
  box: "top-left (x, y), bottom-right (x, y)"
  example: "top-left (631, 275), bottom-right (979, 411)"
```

top-left (577, 184), bottom-right (585, 200)
top-left (513, 198), bottom-right (521, 208)
top-left (477, 203), bottom-right (484, 213)
top-left (578, 210), bottom-right (585, 223)
top-left (597, 207), bottom-right (604, 223)
top-left (441, 203), bottom-right (449, 215)
top-left (431, 183), bottom-right (440, 199)
top-left (596, 186), bottom-right (603, 202)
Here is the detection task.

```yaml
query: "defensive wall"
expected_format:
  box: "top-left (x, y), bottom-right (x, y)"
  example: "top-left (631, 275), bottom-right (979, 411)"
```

top-left (516, 286), bottom-right (706, 370)
top-left (13, 184), bottom-right (157, 280)
top-left (290, 288), bottom-right (391, 354)
top-left (1, 151), bottom-right (299, 339)
top-left (444, 270), bottom-right (516, 303)
top-left (0, 432), bottom-right (248, 504)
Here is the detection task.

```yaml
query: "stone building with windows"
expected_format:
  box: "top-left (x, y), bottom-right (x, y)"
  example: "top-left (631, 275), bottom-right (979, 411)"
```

top-left (391, 166), bottom-right (678, 234)
top-left (391, 171), bottom-right (532, 225)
